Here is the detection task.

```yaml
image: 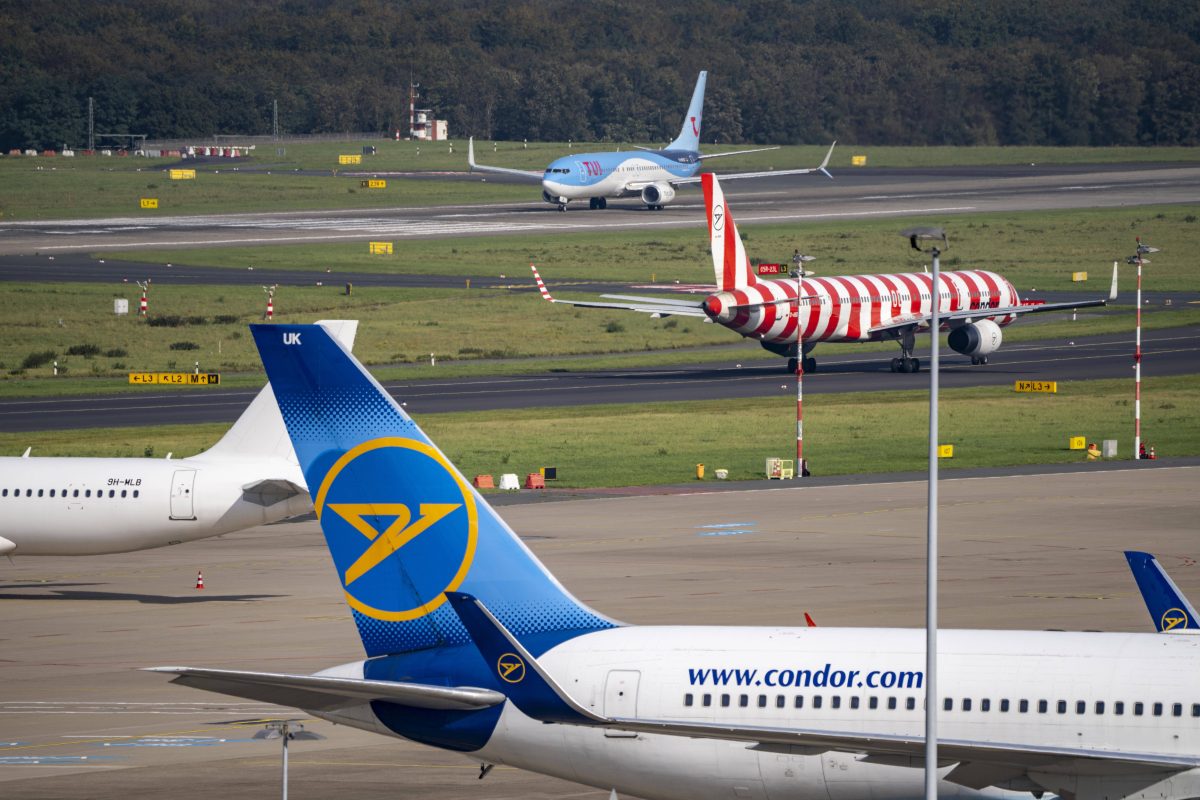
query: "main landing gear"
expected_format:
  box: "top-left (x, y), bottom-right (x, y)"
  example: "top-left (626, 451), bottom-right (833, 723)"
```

top-left (889, 329), bottom-right (920, 373)
top-left (588, 197), bottom-right (608, 209)
top-left (787, 357), bottom-right (817, 373)
top-left (557, 203), bottom-right (568, 212)
top-left (970, 355), bottom-right (989, 365)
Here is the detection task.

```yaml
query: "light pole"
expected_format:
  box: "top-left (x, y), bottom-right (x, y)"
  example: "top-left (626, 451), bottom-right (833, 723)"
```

top-left (1127, 239), bottom-right (1158, 459)
top-left (253, 719), bottom-right (325, 800)
top-left (902, 226), bottom-right (948, 800)
top-left (792, 250), bottom-right (815, 478)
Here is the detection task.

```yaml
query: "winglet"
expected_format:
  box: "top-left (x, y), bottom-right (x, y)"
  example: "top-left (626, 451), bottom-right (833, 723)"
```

top-left (1125, 551), bottom-right (1198, 633)
top-left (1109, 260), bottom-right (1119, 301)
top-left (818, 141), bottom-right (836, 180)
top-left (445, 591), bottom-right (606, 724)
top-left (530, 264), bottom-right (556, 303)
top-left (468, 136), bottom-right (477, 170)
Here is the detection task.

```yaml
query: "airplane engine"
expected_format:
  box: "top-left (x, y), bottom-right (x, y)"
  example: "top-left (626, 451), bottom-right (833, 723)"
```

top-left (947, 319), bottom-right (1003, 356)
top-left (640, 183), bottom-right (676, 207)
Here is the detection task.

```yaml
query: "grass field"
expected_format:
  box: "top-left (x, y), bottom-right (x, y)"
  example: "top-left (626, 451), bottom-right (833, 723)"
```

top-left (3, 375), bottom-right (1194, 488)
top-left (107, 204), bottom-right (1200, 292)
top-left (2, 141), bottom-right (1197, 220)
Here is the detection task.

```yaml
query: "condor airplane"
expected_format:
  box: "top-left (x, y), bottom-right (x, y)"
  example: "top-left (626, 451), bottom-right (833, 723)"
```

top-left (0, 320), bottom-right (356, 556)
top-left (468, 71), bottom-right (835, 211)
top-left (533, 174), bottom-right (1119, 373)
top-left (152, 323), bottom-right (1200, 800)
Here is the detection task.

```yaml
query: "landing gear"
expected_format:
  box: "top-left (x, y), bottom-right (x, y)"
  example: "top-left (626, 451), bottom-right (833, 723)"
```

top-left (890, 329), bottom-right (920, 372)
top-left (557, 203), bottom-right (567, 212)
top-left (786, 357), bottom-right (817, 373)
top-left (970, 355), bottom-right (989, 365)
top-left (588, 197), bottom-right (608, 210)
top-left (646, 204), bottom-right (664, 211)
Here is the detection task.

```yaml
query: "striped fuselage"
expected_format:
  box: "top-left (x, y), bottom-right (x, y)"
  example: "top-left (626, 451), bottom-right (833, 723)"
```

top-left (703, 269), bottom-right (1020, 345)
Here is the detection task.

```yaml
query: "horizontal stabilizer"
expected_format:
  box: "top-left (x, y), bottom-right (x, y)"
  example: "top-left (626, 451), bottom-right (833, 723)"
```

top-left (145, 666), bottom-right (505, 712)
top-left (468, 137), bottom-right (544, 183)
top-left (531, 265), bottom-right (707, 317)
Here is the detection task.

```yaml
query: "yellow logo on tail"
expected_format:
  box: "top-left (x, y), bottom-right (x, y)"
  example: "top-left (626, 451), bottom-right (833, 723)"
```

top-left (1162, 607), bottom-right (1190, 631)
top-left (497, 653), bottom-right (526, 684)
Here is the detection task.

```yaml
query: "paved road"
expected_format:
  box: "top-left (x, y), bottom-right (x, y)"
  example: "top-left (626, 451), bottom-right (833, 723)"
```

top-left (1, 326), bottom-right (1194, 433)
top-left (1, 466), bottom-right (1196, 799)
top-left (1, 163), bottom-right (1197, 254)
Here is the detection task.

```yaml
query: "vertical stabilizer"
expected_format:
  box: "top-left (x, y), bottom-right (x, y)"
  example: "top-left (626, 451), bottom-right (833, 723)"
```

top-left (702, 173), bottom-right (756, 292)
top-left (203, 321), bottom-right (358, 462)
top-left (1125, 551), bottom-right (1198, 632)
top-left (666, 71), bottom-right (707, 152)
top-left (251, 324), bottom-right (616, 658)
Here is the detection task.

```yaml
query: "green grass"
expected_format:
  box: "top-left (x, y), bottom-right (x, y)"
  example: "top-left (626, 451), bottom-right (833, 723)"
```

top-left (3, 141), bottom-right (1198, 220)
top-left (3, 375), bottom-right (1194, 488)
top-left (107, 204), bottom-right (1200, 292)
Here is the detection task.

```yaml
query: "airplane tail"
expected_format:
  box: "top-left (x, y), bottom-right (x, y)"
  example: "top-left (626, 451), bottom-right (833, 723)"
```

top-left (203, 320), bottom-right (358, 463)
top-left (1124, 551), bottom-right (1197, 632)
top-left (666, 71), bottom-right (707, 151)
top-left (250, 324), bottom-right (617, 658)
top-left (702, 173), bottom-right (757, 292)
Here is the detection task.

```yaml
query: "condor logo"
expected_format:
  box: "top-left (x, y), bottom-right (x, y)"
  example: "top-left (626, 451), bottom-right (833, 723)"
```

top-left (712, 204), bottom-right (724, 233)
top-left (314, 437), bottom-right (478, 622)
top-left (1162, 607), bottom-right (1190, 631)
top-left (497, 653), bottom-right (526, 684)
top-left (283, 332), bottom-right (302, 345)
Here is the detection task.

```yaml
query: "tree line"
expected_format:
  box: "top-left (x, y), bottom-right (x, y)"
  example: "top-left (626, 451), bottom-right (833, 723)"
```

top-left (1, 0), bottom-right (1197, 151)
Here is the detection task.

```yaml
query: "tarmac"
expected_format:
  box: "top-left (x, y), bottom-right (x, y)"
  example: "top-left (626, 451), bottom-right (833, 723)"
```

top-left (1, 465), bottom-right (1197, 799)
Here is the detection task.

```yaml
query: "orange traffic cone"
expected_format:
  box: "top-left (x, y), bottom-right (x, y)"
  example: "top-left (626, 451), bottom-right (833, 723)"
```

top-left (195, 570), bottom-right (205, 590)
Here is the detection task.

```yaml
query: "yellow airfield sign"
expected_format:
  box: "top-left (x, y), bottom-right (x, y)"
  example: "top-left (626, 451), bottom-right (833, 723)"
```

top-left (169, 169), bottom-right (196, 180)
top-left (369, 241), bottom-right (394, 255)
top-left (339, 154), bottom-right (362, 165)
top-left (139, 198), bottom-right (158, 209)
top-left (1014, 380), bottom-right (1057, 393)
top-left (360, 179), bottom-right (387, 189)
top-left (129, 372), bottom-right (221, 385)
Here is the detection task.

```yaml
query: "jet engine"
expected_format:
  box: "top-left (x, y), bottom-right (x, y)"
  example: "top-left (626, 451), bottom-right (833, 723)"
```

top-left (640, 183), bottom-right (676, 207)
top-left (947, 319), bottom-right (1003, 356)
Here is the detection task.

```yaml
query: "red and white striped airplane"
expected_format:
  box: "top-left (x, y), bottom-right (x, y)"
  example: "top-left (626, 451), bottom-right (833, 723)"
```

top-left (533, 173), bottom-right (1118, 373)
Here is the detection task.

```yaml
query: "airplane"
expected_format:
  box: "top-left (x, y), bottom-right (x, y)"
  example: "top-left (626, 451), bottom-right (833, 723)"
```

top-left (0, 320), bottom-right (356, 556)
top-left (1125, 550), bottom-right (1198, 633)
top-left (467, 70), bottom-right (836, 211)
top-left (151, 322), bottom-right (1200, 800)
top-left (531, 173), bottom-right (1120, 373)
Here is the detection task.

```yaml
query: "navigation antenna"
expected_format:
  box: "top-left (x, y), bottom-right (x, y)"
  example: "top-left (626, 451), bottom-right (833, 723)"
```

top-left (900, 226), bottom-right (948, 800)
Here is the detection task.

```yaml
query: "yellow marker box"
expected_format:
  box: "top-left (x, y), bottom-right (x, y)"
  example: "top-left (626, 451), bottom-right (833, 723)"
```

top-left (369, 241), bottom-right (393, 255)
top-left (359, 179), bottom-right (387, 189)
top-left (169, 169), bottom-right (196, 180)
top-left (139, 198), bottom-right (158, 209)
top-left (851, 155), bottom-right (867, 166)
top-left (129, 372), bottom-right (221, 385)
top-left (937, 444), bottom-right (954, 458)
top-left (1069, 436), bottom-right (1087, 450)
top-left (339, 154), bottom-right (362, 165)
top-left (1014, 380), bottom-right (1057, 393)
top-left (1071, 271), bottom-right (1088, 282)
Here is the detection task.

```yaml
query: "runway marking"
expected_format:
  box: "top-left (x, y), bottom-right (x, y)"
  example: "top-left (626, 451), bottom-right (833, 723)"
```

top-left (697, 521), bottom-right (759, 537)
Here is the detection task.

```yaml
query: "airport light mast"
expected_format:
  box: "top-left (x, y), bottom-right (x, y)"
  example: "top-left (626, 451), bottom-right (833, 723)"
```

top-left (902, 226), bottom-right (948, 800)
top-left (254, 719), bottom-right (325, 800)
top-left (1127, 238), bottom-right (1158, 459)
top-left (792, 250), bottom-right (816, 478)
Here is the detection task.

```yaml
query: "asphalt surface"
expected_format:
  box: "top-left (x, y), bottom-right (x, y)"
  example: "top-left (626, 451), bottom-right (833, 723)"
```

top-left (0, 326), bottom-right (1194, 433)
top-left (1, 466), bottom-right (1196, 799)
top-left (1, 163), bottom-right (1197, 255)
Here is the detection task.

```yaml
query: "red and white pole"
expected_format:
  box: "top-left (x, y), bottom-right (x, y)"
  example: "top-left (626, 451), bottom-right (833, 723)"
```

top-left (1134, 244), bottom-right (1143, 459)
top-left (139, 290), bottom-right (147, 316)
top-left (266, 292), bottom-right (274, 321)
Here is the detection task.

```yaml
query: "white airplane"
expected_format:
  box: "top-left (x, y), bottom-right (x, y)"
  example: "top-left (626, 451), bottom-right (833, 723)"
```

top-left (152, 322), bottom-right (1200, 800)
top-left (0, 320), bottom-right (357, 556)
top-left (468, 70), bottom-right (835, 211)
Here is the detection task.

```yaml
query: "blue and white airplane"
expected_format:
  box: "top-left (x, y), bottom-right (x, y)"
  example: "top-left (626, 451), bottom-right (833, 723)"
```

top-left (1126, 550), bottom-right (1198, 633)
top-left (468, 71), bottom-right (835, 211)
top-left (152, 324), bottom-right (1200, 800)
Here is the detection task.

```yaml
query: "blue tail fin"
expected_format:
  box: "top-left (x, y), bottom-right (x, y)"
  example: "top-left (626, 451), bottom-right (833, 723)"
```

top-left (251, 324), bottom-right (617, 658)
top-left (667, 71), bottom-right (707, 151)
top-left (1124, 551), bottom-right (1197, 632)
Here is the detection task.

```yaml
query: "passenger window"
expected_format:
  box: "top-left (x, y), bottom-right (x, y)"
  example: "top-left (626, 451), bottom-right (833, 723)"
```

top-left (1038, 700), bottom-right (1048, 713)
top-left (1172, 703), bottom-right (1182, 717)
top-left (720, 694), bottom-right (730, 707)
top-left (121, 489), bottom-right (127, 498)
top-left (133, 490), bottom-right (139, 498)
top-left (981, 699), bottom-right (990, 712)
top-left (702, 694), bottom-right (712, 707)
top-left (887, 697), bottom-right (897, 710)
top-left (850, 696), bottom-right (860, 709)
top-left (108, 489), bottom-right (115, 497)
top-left (1000, 699), bottom-right (1009, 712)
top-left (1095, 701), bottom-right (1105, 714)
top-left (684, 694), bottom-right (693, 707)
top-left (1192, 704), bottom-right (1199, 718)
top-left (776, 695), bottom-right (785, 709)
top-left (1076, 701), bottom-right (1086, 714)
top-left (1, 489), bottom-right (6, 497)
top-left (868, 697), bottom-right (878, 709)
top-left (1019, 700), bottom-right (1028, 713)
top-left (25, 489), bottom-right (31, 497)
top-left (49, 489), bottom-right (55, 497)
top-left (73, 489), bottom-right (79, 497)
top-left (962, 699), bottom-right (972, 712)
top-left (1134, 702), bottom-right (1144, 716)
top-left (1153, 703), bottom-right (1163, 717)
top-left (738, 694), bottom-right (748, 707)
top-left (794, 695), bottom-right (804, 709)
top-left (906, 697), bottom-right (916, 711)
top-left (812, 695), bottom-right (823, 709)
top-left (38, 489), bottom-right (44, 497)
top-left (1057, 701), bottom-right (1067, 714)
top-left (943, 698), bottom-right (953, 711)
top-left (830, 696), bottom-right (840, 710)
top-left (758, 695), bottom-right (767, 708)
top-left (1115, 702), bottom-right (1125, 715)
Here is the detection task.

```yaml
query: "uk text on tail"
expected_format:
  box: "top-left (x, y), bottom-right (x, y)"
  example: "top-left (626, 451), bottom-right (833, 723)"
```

top-left (250, 324), bottom-right (616, 657)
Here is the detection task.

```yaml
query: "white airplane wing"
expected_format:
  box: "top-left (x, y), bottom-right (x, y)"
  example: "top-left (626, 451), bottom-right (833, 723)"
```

top-left (530, 265), bottom-right (708, 317)
top-left (145, 667), bottom-right (504, 712)
top-left (868, 263), bottom-right (1119, 337)
top-left (467, 137), bottom-right (544, 183)
top-left (674, 141), bottom-right (836, 185)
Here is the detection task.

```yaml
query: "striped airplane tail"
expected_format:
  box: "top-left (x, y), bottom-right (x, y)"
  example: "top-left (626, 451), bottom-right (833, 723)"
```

top-left (702, 173), bottom-right (757, 293)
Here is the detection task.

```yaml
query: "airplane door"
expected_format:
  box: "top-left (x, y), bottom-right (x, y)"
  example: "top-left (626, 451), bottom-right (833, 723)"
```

top-left (602, 670), bottom-right (640, 738)
top-left (169, 470), bottom-right (197, 520)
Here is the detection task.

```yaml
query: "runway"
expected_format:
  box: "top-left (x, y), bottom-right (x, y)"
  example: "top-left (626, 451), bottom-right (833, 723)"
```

top-left (1, 466), bottom-right (1196, 799)
top-left (0, 326), bottom-right (1194, 433)
top-left (1, 163), bottom-right (1197, 255)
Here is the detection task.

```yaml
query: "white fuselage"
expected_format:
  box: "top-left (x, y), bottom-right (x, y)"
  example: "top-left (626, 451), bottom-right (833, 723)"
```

top-left (0, 454), bottom-right (309, 555)
top-left (315, 626), bottom-right (1200, 800)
